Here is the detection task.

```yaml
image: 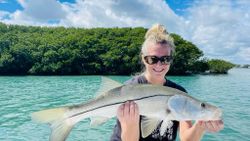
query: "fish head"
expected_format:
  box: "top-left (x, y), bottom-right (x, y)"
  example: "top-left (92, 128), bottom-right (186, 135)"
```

top-left (167, 95), bottom-right (222, 121)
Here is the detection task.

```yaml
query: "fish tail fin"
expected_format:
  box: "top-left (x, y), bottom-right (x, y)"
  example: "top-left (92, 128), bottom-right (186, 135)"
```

top-left (49, 119), bottom-right (74, 141)
top-left (31, 107), bottom-right (75, 141)
top-left (31, 107), bottom-right (67, 123)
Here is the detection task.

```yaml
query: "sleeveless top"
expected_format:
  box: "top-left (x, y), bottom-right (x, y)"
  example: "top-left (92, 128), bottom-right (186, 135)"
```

top-left (110, 75), bottom-right (187, 141)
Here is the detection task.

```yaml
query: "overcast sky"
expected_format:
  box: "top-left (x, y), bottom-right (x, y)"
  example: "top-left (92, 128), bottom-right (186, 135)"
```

top-left (0, 0), bottom-right (249, 64)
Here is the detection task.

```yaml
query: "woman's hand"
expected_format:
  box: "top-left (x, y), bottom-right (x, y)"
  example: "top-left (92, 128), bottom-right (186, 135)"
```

top-left (179, 120), bottom-right (224, 141)
top-left (197, 120), bottom-right (224, 133)
top-left (117, 101), bottom-right (140, 141)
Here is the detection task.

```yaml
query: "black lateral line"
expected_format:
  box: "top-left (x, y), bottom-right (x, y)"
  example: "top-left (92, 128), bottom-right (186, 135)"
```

top-left (69, 94), bottom-right (173, 118)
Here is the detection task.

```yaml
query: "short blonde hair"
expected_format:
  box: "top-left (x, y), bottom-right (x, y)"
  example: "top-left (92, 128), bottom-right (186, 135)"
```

top-left (141, 24), bottom-right (175, 55)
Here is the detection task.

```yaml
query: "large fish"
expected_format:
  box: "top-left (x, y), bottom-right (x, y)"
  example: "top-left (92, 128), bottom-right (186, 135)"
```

top-left (31, 77), bottom-right (222, 141)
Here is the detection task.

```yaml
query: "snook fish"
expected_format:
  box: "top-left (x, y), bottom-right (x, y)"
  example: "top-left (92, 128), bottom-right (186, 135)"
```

top-left (31, 77), bottom-right (222, 141)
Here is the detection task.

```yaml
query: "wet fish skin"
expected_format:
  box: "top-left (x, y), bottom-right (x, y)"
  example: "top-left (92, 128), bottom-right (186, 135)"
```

top-left (31, 77), bottom-right (222, 141)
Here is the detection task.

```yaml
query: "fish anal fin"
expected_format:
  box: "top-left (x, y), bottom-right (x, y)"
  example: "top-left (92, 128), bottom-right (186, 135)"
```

top-left (141, 116), bottom-right (161, 138)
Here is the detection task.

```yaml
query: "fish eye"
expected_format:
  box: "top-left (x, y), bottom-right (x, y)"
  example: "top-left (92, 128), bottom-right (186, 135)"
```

top-left (201, 103), bottom-right (206, 108)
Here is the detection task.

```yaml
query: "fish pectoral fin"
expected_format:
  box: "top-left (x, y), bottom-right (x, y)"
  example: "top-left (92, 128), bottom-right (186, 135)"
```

top-left (90, 116), bottom-right (109, 127)
top-left (160, 119), bottom-right (174, 136)
top-left (95, 77), bottom-right (123, 97)
top-left (141, 116), bottom-right (161, 138)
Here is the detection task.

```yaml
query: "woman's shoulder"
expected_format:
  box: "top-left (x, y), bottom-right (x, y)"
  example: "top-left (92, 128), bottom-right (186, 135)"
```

top-left (124, 75), bottom-right (148, 85)
top-left (124, 76), bottom-right (187, 93)
top-left (165, 79), bottom-right (187, 93)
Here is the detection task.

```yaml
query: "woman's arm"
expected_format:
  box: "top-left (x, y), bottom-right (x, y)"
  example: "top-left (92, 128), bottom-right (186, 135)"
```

top-left (179, 120), bottom-right (224, 141)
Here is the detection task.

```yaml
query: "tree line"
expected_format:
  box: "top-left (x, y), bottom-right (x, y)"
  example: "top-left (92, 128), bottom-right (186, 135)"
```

top-left (0, 22), bottom-right (235, 75)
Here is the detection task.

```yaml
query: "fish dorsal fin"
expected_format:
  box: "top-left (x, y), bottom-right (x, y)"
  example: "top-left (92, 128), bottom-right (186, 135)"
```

top-left (95, 77), bottom-right (123, 97)
top-left (90, 116), bottom-right (109, 127)
top-left (141, 116), bottom-right (161, 138)
top-left (159, 119), bottom-right (173, 136)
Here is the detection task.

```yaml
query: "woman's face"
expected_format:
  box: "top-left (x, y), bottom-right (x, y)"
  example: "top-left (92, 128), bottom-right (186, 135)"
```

top-left (142, 43), bottom-right (171, 78)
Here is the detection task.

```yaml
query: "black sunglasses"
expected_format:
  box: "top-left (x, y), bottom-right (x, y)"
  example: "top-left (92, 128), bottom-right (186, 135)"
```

top-left (144, 55), bottom-right (173, 65)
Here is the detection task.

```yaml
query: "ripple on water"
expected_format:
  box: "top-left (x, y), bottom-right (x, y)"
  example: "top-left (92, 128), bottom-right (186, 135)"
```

top-left (0, 70), bottom-right (250, 141)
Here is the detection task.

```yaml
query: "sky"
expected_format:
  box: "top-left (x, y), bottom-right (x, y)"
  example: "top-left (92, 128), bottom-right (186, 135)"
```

top-left (0, 0), bottom-right (249, 64)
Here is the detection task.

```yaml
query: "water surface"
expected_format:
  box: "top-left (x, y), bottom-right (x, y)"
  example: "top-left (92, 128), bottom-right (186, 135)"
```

top-left (0, 68), bottom-right (249, 141)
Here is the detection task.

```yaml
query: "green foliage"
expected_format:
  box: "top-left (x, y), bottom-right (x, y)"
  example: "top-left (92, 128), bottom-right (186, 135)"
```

top-left (169, 34), bottom-right (204, 75)
top-left (189, 58), bottom-right (209, 73)
top-left (0, 22), bottom-right (234, 75)
top-left (208, 59), bottom-right (235, 74)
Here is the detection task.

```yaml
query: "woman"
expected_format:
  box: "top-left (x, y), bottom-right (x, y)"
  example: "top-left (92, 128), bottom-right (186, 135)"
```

top-left (110, 24), bottom-right (224, 141)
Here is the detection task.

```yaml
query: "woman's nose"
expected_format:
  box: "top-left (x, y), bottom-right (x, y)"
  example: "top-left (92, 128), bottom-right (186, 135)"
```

top-left (156, 60), bottom-right (162, 66)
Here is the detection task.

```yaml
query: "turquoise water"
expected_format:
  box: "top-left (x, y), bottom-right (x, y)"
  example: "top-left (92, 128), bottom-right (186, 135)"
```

top-left (0, 68), bottom-right (249, 141)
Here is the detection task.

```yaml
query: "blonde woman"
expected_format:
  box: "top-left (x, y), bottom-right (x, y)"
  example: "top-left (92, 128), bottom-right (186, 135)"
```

top-left (110, 24), bottom-right (224, 141)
